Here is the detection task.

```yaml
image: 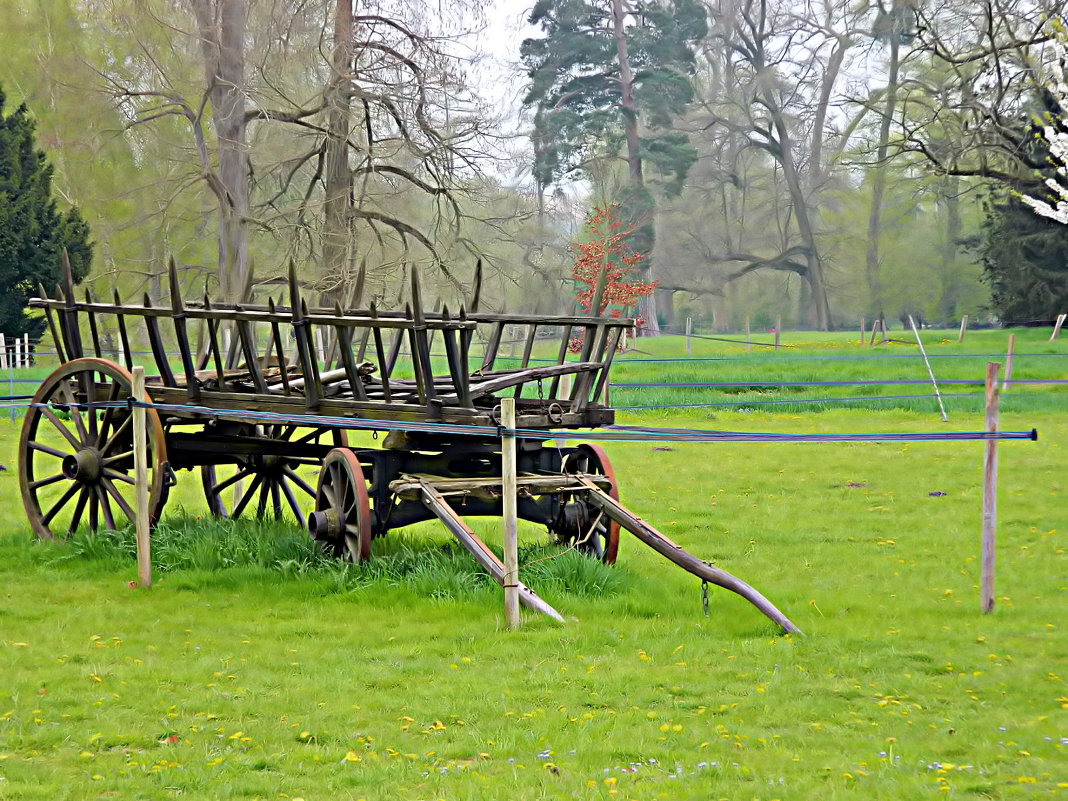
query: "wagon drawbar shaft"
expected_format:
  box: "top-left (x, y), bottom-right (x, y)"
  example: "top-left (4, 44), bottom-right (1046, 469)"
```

top-left (20, 251), bottom-right (801, 635)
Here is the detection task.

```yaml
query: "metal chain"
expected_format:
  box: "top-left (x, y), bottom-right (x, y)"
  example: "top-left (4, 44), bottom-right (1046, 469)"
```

top-left (701, 580), bottom-right (710, 618)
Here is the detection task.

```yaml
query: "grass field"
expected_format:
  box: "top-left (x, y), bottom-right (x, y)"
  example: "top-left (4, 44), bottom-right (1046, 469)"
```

top-left (1, 329), bottom-right (1066, 799)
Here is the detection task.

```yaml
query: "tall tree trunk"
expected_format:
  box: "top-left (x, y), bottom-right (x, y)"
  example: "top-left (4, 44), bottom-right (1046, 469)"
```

top-left (611, 0), bottom-right (660, 334)
top-left (768, 111), bottom-right (831, 329)
top-left (191, 0), bottom-right (250, 303)
top-left (865, 34), bottom-right (901, 319)
top-left (322, 0), bottom-right (354, 298)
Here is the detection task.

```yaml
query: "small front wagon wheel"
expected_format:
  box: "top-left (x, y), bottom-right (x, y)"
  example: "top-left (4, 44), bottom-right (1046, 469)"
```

top-left (556, 443), bottom-right (621, 564)
top-left (308, 448), bottom-right (373, 563)
top-left (18, 358), bottom-right (169, 538)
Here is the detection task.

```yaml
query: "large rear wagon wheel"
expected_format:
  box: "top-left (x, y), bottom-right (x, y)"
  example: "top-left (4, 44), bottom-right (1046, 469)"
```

top-left (19, 358), bottom-right (169, 539)
top-left (555, 443), bottom-right (621, 564)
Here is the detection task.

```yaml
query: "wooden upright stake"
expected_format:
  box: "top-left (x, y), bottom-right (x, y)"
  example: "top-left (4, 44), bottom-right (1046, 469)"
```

top-left (859, 317), bottom-right (865, 345)
top-left (501, 397), bottom-right (520, 629)
top-left (774, 315), bottom-right (781, 349)
top-left (958, 314), bottom-right (969, 343)
top-left (981, 362), bottom-right (1000, 614)
top-left (1001, 333), bottom-right (1015, 393)
top-left (132, 366), bottom-right (152, 589)
top-left (745, 317), bottom-right (751, 352)
top-left (1051, 313), bottom-right (1066, 342)
top-left (685, 317), bottom-right (692, 354)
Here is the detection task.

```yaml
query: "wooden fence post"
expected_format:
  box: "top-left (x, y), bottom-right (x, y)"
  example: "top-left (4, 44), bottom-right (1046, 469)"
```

top-left (774, 315), bottom-right (781, 349)
top-left (1051, 313), bottom-right (1066, 342)
top-left (745, 317), bottom-right (751, 353)
top-left (14, 336), bottom-right (21, 369)
top-left (23, 334), bottom-right (29, 365)
top-left (981, 362), bottom-right (1000, 613)
top-left (859, 317), bottom-right (865, 345)
top-left (685, 317), bottom-right (692, 354)
top-left (501, 397), bottom-right (520, 629)
top-left (0, 334), bottom-right (7, 371)
top-left (958, 314), bottom-right (969, 343)
top-left (1001, 333), bottom-right (1015, 393)
top-left (132, 366), bottom-right (152, 589)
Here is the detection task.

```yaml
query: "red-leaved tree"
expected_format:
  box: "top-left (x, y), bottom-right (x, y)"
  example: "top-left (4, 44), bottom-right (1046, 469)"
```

top-left (570, 204), bottom-right (657, 321)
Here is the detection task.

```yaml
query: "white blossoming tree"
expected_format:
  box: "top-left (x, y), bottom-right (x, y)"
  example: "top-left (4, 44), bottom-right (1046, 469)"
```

top-left (1020, 28), bottom-right (1068, 224)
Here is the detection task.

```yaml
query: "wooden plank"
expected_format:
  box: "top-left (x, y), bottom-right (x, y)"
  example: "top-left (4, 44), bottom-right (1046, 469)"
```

top-left (591, 326), bottom-right (623, 403)
top-left (38, 284), bottom-right (66, 364)
top-left (440, 307), bottom-right (471, 408)
top-left (84, 290), bottom-right (103, 358)
top-left (114, 289), bottom-right (133, 370)
top-left (268, 298), bottom-right (291, 396)
top-left (480, 320), bottom-right (505, 372)
top-left (236, 317), bottom-right (269, 394)
top-left (144, 293), bottom-right (176, 387)
top-left (369, 302), bottom-right (392, 403)
top-left (336, 324), bottom-right (368, 401)
top-left (437, 362), bottom-right (601, 405)
top-left (288, 263), bottom-right (321, 410)
top-left (168, 259), bottom-right (201, 401)
top-left (203, 295), bottom-right (226, 389)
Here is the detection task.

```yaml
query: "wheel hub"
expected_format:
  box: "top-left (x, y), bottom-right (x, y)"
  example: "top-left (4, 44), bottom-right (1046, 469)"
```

top-left (308, 508), bottom-right (345, 541)
top-left (62, 448), bottom-right (102, 483)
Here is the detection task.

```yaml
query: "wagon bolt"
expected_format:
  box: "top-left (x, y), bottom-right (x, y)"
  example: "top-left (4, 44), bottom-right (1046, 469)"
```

top-left (62, 448), bottom-right (102, 483)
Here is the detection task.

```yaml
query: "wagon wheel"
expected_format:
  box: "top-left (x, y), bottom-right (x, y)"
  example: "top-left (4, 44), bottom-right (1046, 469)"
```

top-left (307, 448), bottom-right (373, 563)
top-left (555, 443), bottom-right (621, 564)
top-left (200, 426), bottom-right (346, 527)
top-left (19, 358), bottom-right (168, 539)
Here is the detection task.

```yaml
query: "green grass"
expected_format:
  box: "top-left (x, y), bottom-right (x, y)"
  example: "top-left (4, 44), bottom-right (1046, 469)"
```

top-left (0, 332), bottom-right (1066, 799)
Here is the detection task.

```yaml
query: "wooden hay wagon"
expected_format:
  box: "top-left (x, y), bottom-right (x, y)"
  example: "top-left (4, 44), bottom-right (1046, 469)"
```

top-left (19, 255), bottom-right (799, 633)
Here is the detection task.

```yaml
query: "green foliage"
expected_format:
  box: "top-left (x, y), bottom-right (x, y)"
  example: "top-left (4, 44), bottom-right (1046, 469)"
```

top-left (0, 86), bottom-right (91, 338)
top-left (978, 191), bottom-right (1068, 322)
top-left (522, 0), bottom-right (706, 194)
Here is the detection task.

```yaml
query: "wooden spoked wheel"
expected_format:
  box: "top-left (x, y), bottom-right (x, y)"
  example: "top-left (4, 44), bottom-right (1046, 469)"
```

top-left (200, 425), bottom-right (346, 527)
top-left (19, 358), bottom-right (169, 539)
top-left (557, 443), bottom-right (621, 564)
top-left (307, 448), bottom-right (373, 563)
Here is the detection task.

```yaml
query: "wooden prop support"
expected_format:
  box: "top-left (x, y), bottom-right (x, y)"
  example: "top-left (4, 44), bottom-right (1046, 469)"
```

top-left (909, 315), bottom-right (948, 422)
top-left (1051, 313), bottom-right (1066, 341)
top-left (132, 366), bottom-right (152, 589)
top-left (958, 314), bottom-right (969, 343)
top-left (982, 362), bottom-right (1000, 613)
top-left (1002, 333), bottom-right (1015, 393)
top-left (501, 397), bottom-right (520, 629)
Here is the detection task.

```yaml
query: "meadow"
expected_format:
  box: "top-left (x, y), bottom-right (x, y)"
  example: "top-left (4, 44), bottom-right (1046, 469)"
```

top-left (0, 327), bottom-right (1065, 800)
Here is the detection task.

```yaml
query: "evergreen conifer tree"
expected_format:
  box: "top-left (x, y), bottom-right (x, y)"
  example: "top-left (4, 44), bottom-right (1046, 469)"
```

top-left (0, 86), bottom-right (91, 339)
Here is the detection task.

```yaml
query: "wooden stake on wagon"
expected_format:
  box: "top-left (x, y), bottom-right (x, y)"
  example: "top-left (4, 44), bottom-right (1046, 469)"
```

top-left (501, 397), bottom-right (520, 629)
top-left (958, 314), bottom-right (969, 343)
top-left (132, 366), bottom-right (152, 589)
top-left (981, 362), bottom-right (1000, 614)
